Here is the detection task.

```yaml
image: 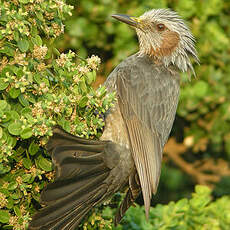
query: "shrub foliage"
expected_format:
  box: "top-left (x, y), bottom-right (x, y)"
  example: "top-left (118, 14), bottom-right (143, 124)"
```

top-left (114, 185), bottom-right (230, 230)
top-left (0, 1), bottom-right (114, 229)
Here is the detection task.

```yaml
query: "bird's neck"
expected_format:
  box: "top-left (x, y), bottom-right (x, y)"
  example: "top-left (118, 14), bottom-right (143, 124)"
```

top-left (136, 52), bottom-right (179, 76)
top-left (138, 48), bottom-right (195, 76)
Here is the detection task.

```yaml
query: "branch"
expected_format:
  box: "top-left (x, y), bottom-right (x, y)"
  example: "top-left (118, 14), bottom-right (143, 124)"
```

top-left (164, 138), bottom-right (230, 188)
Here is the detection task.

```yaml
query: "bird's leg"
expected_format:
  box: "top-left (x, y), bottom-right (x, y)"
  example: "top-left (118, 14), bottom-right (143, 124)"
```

top-left (115, 170), bottom-right (141, 225)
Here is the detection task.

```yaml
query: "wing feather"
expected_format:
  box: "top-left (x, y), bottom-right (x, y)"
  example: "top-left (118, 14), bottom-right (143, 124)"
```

top-left (113, 56), bottom-right (180, 217)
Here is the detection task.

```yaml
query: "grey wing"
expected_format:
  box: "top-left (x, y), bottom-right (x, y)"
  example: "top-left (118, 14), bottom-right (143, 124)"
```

top-left (115, 64), bottom-right (180, 217)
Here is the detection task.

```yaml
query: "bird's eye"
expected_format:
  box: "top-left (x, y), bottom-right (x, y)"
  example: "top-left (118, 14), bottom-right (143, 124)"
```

top-left (157, 24), bottom-right (165, 31)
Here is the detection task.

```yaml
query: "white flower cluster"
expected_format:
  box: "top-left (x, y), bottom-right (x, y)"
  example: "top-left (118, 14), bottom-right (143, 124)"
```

top-left (87, 55), bottom-right (101, 70)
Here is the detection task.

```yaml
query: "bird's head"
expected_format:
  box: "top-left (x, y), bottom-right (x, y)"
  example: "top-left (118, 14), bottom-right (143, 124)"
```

top-left (112, 9), bottom-right (199, 75)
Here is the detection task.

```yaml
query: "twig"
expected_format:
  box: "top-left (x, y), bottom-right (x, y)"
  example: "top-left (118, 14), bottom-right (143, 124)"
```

top-left (164, 138), bottom-right (230, 188)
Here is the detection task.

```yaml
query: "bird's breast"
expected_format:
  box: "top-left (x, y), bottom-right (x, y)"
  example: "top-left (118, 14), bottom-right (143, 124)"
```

top-left (100, 101), bottom-right (135, 192)
top-left (100, 102), bottom-right (130, 149)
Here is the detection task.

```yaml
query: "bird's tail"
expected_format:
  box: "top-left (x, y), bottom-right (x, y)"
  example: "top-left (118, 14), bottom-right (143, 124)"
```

top-left (29, 126), bottom-right (119, 230)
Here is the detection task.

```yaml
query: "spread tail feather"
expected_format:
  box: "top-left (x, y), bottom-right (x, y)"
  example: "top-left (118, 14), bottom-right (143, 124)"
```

top-left (29, 127), bottom-right (120, 230)
top-left (30, 184), bottom-right (107, 230)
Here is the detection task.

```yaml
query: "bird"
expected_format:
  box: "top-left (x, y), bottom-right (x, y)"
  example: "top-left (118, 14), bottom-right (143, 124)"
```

top-left (29, 8), bottom-right (199, 230)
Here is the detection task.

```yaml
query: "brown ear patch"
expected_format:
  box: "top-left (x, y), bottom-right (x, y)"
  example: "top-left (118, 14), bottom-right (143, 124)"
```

top-left (150, 31), bottom-right (180, 57)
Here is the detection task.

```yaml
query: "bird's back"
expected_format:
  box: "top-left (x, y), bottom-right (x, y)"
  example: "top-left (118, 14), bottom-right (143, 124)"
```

top-left (104, 52), bottom-right (180, 147)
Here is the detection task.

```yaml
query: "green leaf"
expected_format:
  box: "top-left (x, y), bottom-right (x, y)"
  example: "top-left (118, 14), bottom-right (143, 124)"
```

top-left (27, 94), bottom-right (36, 104)
top-left (0, 46), bottom-right (15, 56)
top-left (85, 70), bottom-right (96, 85)
top-left (79, 96), bottom-right (88, 108)
top-left (8, 182), bottom-right (17, 190)
top-left (0, 131), bottom-right (8, 143)
top-left (10, 111), bottom-right (20, 121)
top-left (97, 86), bottom-right (107, 98)
top-left (19, 0), bottom-right (29, 3)
top-left (33, 74), bottom-right (42, 84)
top-left (79, 80), bottom-right (87, 93)
top-left (0, 78), bottom-right (9, 90)
top-left (0, 163), bottom-right (11, 175)
top-left (9, 87), bottom-right (21, 99)
top-left (22, 158), bottom-right (32, 169)
top-left (0, 127), bottom-right (2, 139)
top-left (11, 66), bottom-right (19, 75)
top-left (31, 26), bottom-right (38, 36)
top-left (57, 118), bottom-right (71, 132)
top-left (0, 188), bottom-right (9, 196)
top-left (175, 198), bottom-right (188, 212)
top-left (6, 135), bottom-right (17, 148)
top-left (0, 210), bottom-right (10, 224)
top-left (63, 120), bottom-right (71, 132)
top-left (0, 109), bottom-right (3, 118)
top-left (35, 12), bottom-right (44, 21)
top-left (195, 185), bottom-right (211, 195)
top-left (53, 47), bottom-right (61, 56)
top-left (11, 190), bottom-right (22, 199)
top-left (22, 174), bottom-right (32, 183)
top-left (14, 206), bottom-right (21, 217)
top-left (18, 94), bottom-right (29, 107)
top-left (1, 67), bottom-right (13, 76)
top-left (31, 35), bottom-right (43, 46)
top-left (0, 100), bottom-right (8, 110)
top-left (16, 68), bottom-right (24, 78)
top-left (21, 107), bottom-right (32, 116)
top-left (29, 141), bottom-right (39, 156)
top-left (20, 127), bottom-right (33, 139)
top-left (6, 197), bottom-right (14, 209)
top-left (13, 31), bottom-right (20, 42)
top-left (42, 77), bottom-right (50, 86)
top-left (17, 39), bottom-right (29, 52)
top-left (37, 157), bottom-right (53, 172)
top-left (2, 111), bottom-right (12, 122)
top-left (8, 122), bottom-right (22, 135)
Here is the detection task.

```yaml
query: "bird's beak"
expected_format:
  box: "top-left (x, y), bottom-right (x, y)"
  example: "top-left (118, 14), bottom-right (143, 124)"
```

top-left (111, 14), bottom-right (139, 28)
